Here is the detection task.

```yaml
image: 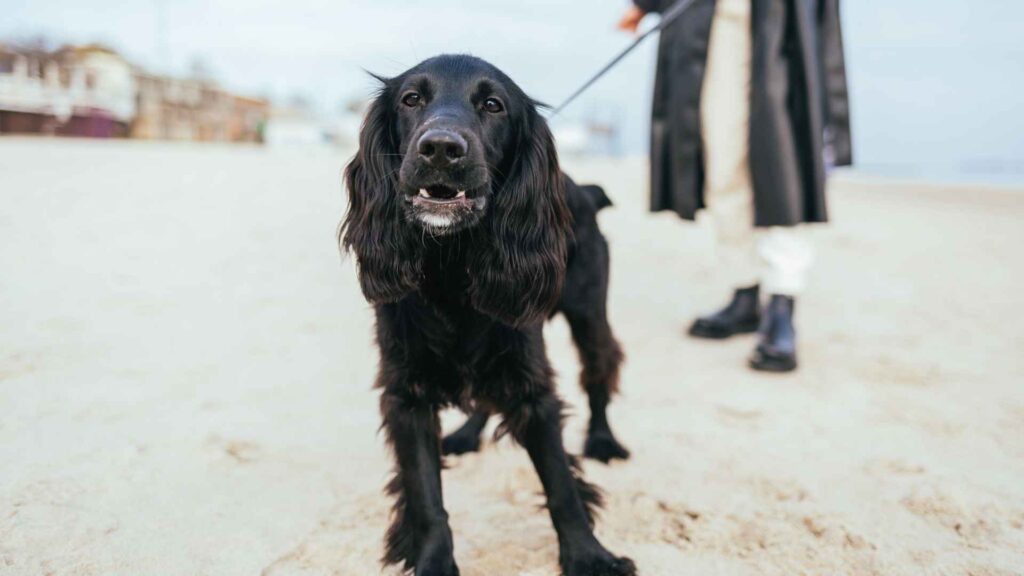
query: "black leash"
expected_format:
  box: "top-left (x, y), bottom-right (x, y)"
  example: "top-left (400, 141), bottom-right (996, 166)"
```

top-left (548, 0), bottom-right (699, 118)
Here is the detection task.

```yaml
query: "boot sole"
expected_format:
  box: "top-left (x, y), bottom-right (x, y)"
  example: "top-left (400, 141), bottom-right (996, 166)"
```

top-left (748, 354), bottom-right (798, 373)
top-left (688, 321), bottom-right (760, 340)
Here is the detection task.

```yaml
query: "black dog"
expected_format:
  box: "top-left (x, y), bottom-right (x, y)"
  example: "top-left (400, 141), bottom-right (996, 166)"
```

top-left (440, 178), bottom-right (629, 464)
top-left (341, 55), bottom-right (635, 576)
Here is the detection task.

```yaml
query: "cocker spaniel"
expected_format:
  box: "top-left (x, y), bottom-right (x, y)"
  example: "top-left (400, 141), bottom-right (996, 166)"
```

top-left (341, 54), bottom-right (634, 576)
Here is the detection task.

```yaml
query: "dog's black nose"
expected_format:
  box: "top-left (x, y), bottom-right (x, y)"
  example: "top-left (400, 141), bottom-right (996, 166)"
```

top-left (417, 129), bottom-right (467, 167)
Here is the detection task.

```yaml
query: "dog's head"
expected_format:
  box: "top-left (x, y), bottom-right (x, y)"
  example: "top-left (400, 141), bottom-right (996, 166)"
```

top-left (341, 55), bottom-right (570, 326)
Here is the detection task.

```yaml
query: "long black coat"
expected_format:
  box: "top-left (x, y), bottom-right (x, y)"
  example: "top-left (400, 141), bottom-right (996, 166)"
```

top-left (633, 0), bottom-right (852, 226)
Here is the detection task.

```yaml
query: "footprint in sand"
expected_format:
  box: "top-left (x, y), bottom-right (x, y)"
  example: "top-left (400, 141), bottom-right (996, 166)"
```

top-left (900, 484), bottom-right (1007, 549)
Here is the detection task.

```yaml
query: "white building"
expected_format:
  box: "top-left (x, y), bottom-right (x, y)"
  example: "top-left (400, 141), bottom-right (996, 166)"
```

top-left (0, 44), bottom-right (135, 135)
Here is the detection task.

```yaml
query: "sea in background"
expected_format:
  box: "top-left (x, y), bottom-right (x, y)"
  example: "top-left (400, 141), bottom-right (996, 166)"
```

top-left (839, 43), bottom-right (1024, 186)
top-left (3, 0), bottom-right (1023, 185)
top-left (841, 2), bottom-right (1024, 186)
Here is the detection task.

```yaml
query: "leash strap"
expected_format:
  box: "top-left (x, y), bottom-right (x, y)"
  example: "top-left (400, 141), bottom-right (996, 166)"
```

top-left (548, 0), bottom-right (699, 118)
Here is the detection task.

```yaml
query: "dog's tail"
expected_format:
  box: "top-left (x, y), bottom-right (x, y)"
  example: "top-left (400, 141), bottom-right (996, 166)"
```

top-left (581, 184), bottom-right (613, 211)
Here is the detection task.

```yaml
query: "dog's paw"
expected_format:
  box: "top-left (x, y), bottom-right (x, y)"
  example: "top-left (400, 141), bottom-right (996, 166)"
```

top-left (562, 547), bottom-right (636, 576)
top-left (414, 528), bottom-right (460, 576)
top-left (441, 430), bottom-right (482, 456)
top-left (583, 431), bottom-right (631, 463)
top-left (415, 561), bottom-right (460, 576)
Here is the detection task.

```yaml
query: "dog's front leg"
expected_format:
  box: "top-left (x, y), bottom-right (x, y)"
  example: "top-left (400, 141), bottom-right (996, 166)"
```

top-left (380, 389), bottom-right (458, 576)
top-left (504, 392), bottom-right (636, 576)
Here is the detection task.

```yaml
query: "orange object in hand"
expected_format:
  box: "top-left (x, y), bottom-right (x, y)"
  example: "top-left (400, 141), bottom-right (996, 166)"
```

top-left (618, 5), bottom-right (645, 33)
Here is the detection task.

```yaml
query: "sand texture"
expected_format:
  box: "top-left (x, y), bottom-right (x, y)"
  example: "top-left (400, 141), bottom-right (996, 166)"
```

top-left (1, 139), bottom-right (1023, 575)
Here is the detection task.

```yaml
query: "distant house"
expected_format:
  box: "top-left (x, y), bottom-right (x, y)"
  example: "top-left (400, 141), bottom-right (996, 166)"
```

top-left (0, 44), bottom-right (135, 137)
top-left (131, 73), bottom-right (267, 143)
top-left (0, 42), bottom-right (267, 143)
top-left (228, 95), bottom-right (268, 143)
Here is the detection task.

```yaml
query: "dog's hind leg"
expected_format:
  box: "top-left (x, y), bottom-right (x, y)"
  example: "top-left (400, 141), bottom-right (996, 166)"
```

top-left (441, 408), bottom-right (490, 456)
top-left (380, 389), bottom-right (459, 575)
top-left (562, 304), bottom-right (630, 463)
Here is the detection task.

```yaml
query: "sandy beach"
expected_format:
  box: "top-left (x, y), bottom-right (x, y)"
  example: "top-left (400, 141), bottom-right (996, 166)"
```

top-left (1, 137), bottom-right (1022, 576)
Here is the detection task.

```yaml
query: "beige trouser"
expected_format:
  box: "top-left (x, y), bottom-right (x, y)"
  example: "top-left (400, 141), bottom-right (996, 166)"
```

top-left (700, 0), bottom-right (813, 296)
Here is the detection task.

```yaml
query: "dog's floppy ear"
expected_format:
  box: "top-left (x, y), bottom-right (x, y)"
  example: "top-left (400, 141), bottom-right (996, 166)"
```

top-left (340, 85), bottom-right (421, 304)
top-left (469, 102), bottom-right (571, 326)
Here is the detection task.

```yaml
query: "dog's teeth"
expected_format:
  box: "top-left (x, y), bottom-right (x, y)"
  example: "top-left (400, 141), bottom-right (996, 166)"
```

top-left (456, 190), bottom-right (466, 198)
top-left (418, 189), bottom-right (430, 198)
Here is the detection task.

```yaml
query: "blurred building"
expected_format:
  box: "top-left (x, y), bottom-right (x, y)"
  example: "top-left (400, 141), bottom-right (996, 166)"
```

top-left (228, 95), bottom-right (268, 143)
top-left (131, 73), bottom-right (267, 143)
top-left (0, 42), bottom-right (267, 143)
top-left (0, 44), bottom-right (135, 137)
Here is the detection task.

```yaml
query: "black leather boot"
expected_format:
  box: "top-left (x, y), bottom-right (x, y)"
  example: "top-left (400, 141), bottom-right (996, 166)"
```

top-left (749, 295), bottom-right (797, 372)
top-left (688, 285), bottom-right (761, 339)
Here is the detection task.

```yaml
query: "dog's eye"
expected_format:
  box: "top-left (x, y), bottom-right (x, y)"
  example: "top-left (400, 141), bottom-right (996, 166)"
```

top-left (482, 97), bottom-right (504, 114)
top-left (401, 92), bottom-right (422, 108)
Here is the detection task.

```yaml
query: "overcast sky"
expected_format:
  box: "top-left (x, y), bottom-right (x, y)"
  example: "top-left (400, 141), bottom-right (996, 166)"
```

top-left (5, 0), bottom-right (1024, 181)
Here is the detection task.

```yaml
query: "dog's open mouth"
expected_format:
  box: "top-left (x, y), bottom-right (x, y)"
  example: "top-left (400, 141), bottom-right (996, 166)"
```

top-left (415, 185), bottom-right (469, 204)
top-left (403, 178), bottom-right (486, 232)
top-left (407, 183), bottom-right (482, 231)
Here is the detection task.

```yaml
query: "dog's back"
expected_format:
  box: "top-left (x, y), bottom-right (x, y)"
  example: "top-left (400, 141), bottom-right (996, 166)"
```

top-left (563, 176), bottom-right (613, 270)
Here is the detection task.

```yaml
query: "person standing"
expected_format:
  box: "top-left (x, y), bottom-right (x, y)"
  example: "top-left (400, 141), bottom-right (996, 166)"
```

top-left (620, 0), bottom-right (852, 372)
